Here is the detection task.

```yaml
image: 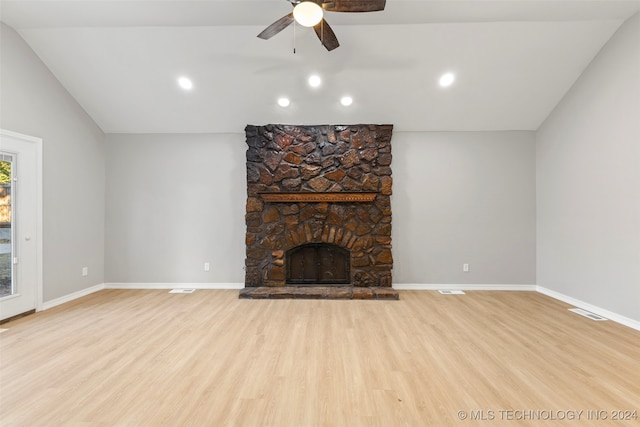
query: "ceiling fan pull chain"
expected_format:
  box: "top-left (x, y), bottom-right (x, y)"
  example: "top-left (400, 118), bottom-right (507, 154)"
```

top-left (293, 19), bottom-right (296, 54)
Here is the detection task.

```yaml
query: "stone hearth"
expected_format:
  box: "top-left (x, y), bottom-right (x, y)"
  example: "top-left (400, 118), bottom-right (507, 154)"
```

top-left (240, 124), bottom-right (398, 300)
top-left (239, 286), bottom-right (399, 300)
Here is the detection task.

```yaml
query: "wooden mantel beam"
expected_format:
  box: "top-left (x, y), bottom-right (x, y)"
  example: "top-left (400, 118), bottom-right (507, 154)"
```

top-left (259, 192), bottom-right (377, 203)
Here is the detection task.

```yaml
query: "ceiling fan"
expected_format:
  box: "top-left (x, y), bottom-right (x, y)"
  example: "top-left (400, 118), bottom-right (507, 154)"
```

top-left (257, 0), bottom-right (386, 51)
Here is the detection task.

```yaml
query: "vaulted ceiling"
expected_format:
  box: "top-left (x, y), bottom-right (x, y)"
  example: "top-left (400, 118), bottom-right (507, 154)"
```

top-left (1, 0), bottom-right (639, 133)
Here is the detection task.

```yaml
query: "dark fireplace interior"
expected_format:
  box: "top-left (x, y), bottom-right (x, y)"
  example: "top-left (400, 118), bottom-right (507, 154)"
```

top-left (287, 243), bottom-right (350, 285)
top-left (240, 124), bottom-right (399, 300)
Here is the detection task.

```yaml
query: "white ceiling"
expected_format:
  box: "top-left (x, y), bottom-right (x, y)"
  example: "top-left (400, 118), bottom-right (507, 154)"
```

top-left (1, 0), bottom-right (639, 133)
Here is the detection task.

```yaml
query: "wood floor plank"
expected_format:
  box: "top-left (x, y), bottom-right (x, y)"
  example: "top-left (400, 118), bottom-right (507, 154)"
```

top-left (1, 289), bottom-right (639, 426)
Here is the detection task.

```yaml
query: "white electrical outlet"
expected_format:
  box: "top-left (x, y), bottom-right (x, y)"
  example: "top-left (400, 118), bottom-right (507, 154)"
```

top-left (82, 267), bottom-right (88, 276)
top-left (204, 262), bottom-right (210, 272)
top-left (463, 263), bottom-right (469, 273)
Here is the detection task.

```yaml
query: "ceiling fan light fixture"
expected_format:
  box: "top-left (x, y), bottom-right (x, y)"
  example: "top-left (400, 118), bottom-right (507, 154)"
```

top-left (293, 2), bottom-right (323, 27)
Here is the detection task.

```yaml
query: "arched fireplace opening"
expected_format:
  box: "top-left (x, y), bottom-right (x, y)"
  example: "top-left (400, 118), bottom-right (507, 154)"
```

top-left (286, 243), bottom-right (350, 285)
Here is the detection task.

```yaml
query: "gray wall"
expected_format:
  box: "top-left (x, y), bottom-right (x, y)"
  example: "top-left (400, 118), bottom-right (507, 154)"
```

top-left (393, 131), bottom-right (536, 284)
top-left (105, 131), bottom-right (537, 286)
top-left (536, 13), bottom-right (640, 322)
top-left (104, 133), bottom-right (246, 283)
top-left (0, 23), bottom-right (105, 301)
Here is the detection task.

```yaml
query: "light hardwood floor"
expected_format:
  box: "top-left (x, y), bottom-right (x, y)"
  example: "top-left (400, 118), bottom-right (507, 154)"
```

top-left (1, 290), bottom-right (639, 426)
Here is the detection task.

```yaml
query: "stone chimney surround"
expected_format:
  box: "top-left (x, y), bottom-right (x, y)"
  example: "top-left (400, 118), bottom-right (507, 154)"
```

top-left (240, 124), bottom-right (398, 300)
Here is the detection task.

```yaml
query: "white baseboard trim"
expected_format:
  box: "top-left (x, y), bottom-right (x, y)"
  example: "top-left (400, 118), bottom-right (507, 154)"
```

top-left (41, 283), bottom-right (105, 311)
top-left (536, 286), bottom-right (640, 332)
top-left (393, 283), bottom-right (537, 291)
top-left (104, 282), bottom-right (244, 290)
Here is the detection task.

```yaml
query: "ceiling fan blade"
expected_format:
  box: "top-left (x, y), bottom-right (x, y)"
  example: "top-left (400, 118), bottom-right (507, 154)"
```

top-left (257, 13), bottom-right (294, 40)
top-left (323, 0), bottom-right (386, 12)
top-left (313, 19), bottom-right (340, 51)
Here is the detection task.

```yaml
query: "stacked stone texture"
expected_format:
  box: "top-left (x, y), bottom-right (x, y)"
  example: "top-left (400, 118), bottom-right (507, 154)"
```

top-left (245, 124), bottom-right (393, 288)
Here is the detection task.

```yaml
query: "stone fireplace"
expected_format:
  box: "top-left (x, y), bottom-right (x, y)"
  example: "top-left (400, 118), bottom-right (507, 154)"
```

top-left (239, 124), bottom-right (398, 300)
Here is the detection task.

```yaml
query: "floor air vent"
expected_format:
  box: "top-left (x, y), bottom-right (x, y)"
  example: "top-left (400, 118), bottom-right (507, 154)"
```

top-left (169, 289), bottom-right (196, 294)
top-left (438, 290), bottom-right (466, 295)
top-left (569, 308), bottom-right (607, 321)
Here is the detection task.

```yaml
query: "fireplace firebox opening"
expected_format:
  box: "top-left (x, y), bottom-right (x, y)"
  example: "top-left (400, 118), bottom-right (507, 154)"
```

top-left (286, 243), bottom-right (350, 285)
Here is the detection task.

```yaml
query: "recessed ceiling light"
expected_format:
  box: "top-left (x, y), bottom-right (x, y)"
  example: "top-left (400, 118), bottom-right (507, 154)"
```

top-left (439, 72), bottom-right (455, 88)
top-left (277, 97), bottom-right (290, 107)
top-left (178, 76), bottom-right (193, 90)
top-left (340, 96), bottom-right (353, 106)
top-left (308, 74), bottom-right (321, 88)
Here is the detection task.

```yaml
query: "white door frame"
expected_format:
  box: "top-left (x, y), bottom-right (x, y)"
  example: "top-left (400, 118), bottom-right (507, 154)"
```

top-left (0, 129), bottom-right (43, 317)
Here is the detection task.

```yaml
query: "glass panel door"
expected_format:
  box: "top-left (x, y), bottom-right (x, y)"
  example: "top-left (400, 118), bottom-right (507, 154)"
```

top-left (1, 129), bottom-right (41, 321)
top-left (0, 154), bottom-right (13, 298)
